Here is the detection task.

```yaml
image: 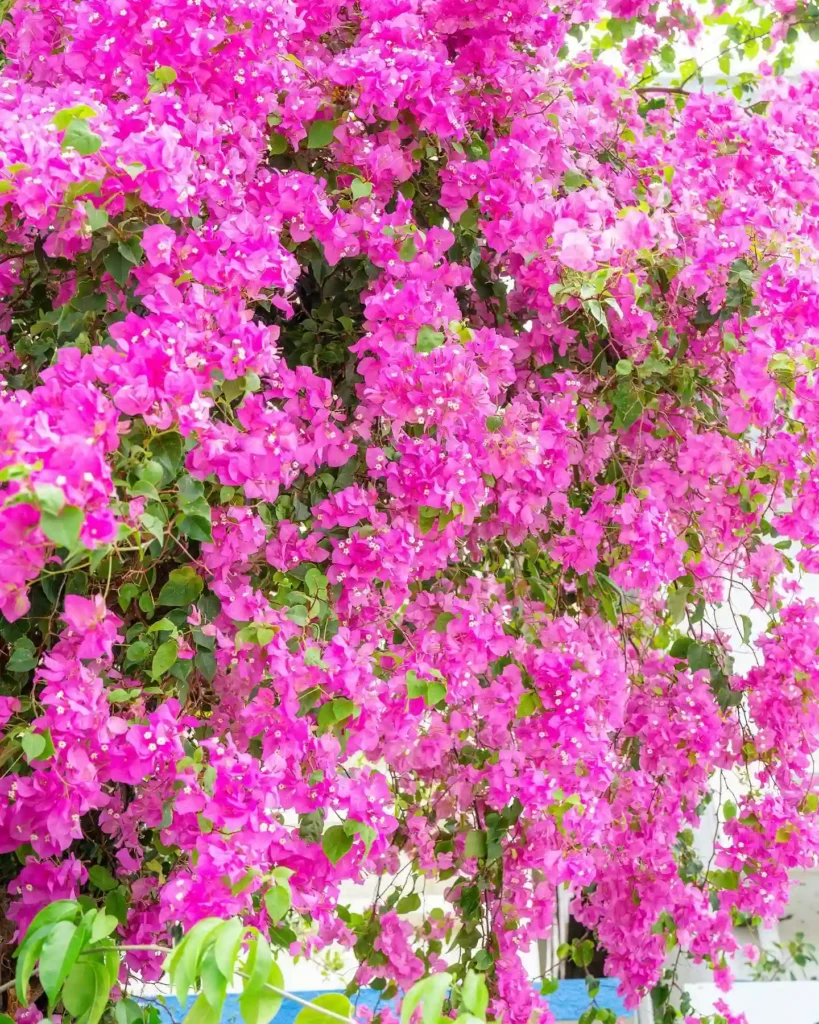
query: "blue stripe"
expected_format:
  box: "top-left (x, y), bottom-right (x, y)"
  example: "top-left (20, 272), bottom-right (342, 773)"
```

top-left (148, 980), bottom-right (628, 1022)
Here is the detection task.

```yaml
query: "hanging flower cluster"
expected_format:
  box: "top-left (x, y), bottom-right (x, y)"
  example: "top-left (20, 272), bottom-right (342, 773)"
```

top-left (2, 1), bottom-right (819, 1022)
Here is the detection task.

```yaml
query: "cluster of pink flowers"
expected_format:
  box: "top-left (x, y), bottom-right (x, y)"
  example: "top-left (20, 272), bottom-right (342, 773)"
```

top-left (1, 0), bottom-right (819, 1022)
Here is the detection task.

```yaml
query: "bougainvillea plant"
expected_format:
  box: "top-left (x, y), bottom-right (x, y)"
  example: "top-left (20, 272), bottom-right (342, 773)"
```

top-left (3, 0), bottom-right (819, 1021)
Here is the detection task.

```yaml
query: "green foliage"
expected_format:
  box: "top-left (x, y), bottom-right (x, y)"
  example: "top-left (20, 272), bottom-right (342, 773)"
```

top-left (12, 906), bottom-right (477, 1024)
top-left (14, 902), bottom-right (118, 1019)
top-left (293, 995), bottom-right (351, 1024)
top-left (400, 972), bottom-right (452, 1024)
top-left (306, 120), bottom-right (338, 149)
top-left (158, 566), bottom-right (204, 606)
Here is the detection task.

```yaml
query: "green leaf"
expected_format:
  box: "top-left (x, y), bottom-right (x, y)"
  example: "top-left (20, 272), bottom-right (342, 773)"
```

top-left (151, 639), bottom-right (179, 679)
top-left (426, 681), bottom-right (446, 706)
top-left (105, 887), bottom-right (128, 924)
top-left (472, 950), bottom-right (493, 971)
top-left (200, 945), bottom-right (229, 1014)
top-left (61, 962), bottom-right (97, 1018)
top-left (269, 132), bottom-right (288, 154)
top-left (88, 865), bottom-right (118, 892)
top-left (287, 605), bottom-right (309, 626)
top-left (153, 65), bottom-right (177, 84)
top-left (168, 917), bottom-right (223, 1005)
top-left (115, 998), bottom-right (144, 1024)
top-left (117, 582), bottom-right (141, 612)
top-left (213, 917), bottom-right (245, 980)
top-left (461, 972), bottom-right (488, 1020)
top-left (34, 482), bottom-right (66, 514)
top-left (91, 912), bottom-right (119, 942)
top-left (406, 670), bottom-right (426, 701)
top-left (62, 118), bottom-right (103, 156)
top-left (343, 819), bottom-right (377, 855)
top-left (740, 614), bottom-right (753, 645)
top-left (585, 976), bottom-right (601, 1001)
top-left (103, 247), bottom-right (132, 287)
top-left (125, 641), bottom-right (151, 664)
top-left (515, 691), bottom-right (541, 719)
top-left (396, 893), bottom-right (421, 914)
top-left (669, 636), bottom-right (691, 659)
top-left (117, 239), bottom-right (143, 265)
top-left (140, 512), bottom-right (165, 545)
top-left (195, 650), bottom-right (217, 682)
top-left (322, 825), bottom-right (354, 864)
top-left (304, 567), bottom-right (328, 597)
top-left (687, 642), bottom-right (712, 672)
top-left (667, 586), bottom-right (690, 625)
top-left (150, 431), bottom-right (185, 481)
top-left (84, 202), bottom-right (109, 231)
top-left (179, 513), bottom-right (213, 543)
top-left (21, 731), bottom-right (46, 762)
top-left (465, 136), bottom-right (490, 161)
top-left (119, 161), bottom-right (146, 180)
top-left (38, 921), bottom-right (77, 1005)
top-left (52, 105), bottom-right (98, 130)
top-left (239, 959), bottom-right (283, 1024)
top-left (573, 938), bottom-right (595, 968)
top-left (184, 994), bottom-right (221, 1024)
top-left (40, 506), bottom-right (84, 550)
top-left (264, 884), bottom-right (291, 925)
top-left (659, 43), bottom-right (675, 68)
top-left (25, 901), bottom-right (79, 938)
top-left (85, 962), bottom-right (111, 1024)
top-left (399, 237), bottom-right (417, 262)
top-left (147, 617), bottom-right (178, 635)
top-left (611, 380), bottom-right (642, 430)
top-left (106, 688), bottom-right (132, 703)
top-left (158, 566), bottom-right (204, 606)
top-left (400, 974), bottom-right (451, 1024)
top-left (293, 994), bottom-right (351, 1024)
top-left (351, 179), bottom-right (373, 200)
top-left (102, 945), bottom-right (119, 992)
top-left (415, 325), bottom-right (445, 354)
top-left (238, 933), bottom-right (272, 1022)
top-left (8, 646), bottom-right (37, 673)
top-left (51, 910), bottom-right (96, 1010)
top-left (16, 926), bottom-right (50, 1002)
top-left (433, 612), bottom-right (456, 631)
top-left (464, 830), bottom-right (487, 858)
top-left (306, 120), bottom-right (338, 149)
top-left (562, 169), bottom-right (587, 191)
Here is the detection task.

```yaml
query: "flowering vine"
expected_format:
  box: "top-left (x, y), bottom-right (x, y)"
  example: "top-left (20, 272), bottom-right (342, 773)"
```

top-left (1, 2), bottom-right (819, 1024)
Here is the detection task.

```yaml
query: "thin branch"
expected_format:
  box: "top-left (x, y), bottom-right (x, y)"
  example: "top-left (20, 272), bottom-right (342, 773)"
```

top-left (635, 87), bottom-right (690, 96)
top-left (246, 980), bottom-right (354, 1024)
top-left (0, 249), bottom-right (32, 266)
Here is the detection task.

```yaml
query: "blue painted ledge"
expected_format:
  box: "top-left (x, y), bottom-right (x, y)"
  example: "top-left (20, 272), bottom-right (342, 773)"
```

top-left (148, 980), bottom-right (628, 1022)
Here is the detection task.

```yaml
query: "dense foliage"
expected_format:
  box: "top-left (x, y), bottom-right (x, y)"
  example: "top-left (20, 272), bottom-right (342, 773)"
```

top-left (3, 0), bottom-right (819, 1021)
